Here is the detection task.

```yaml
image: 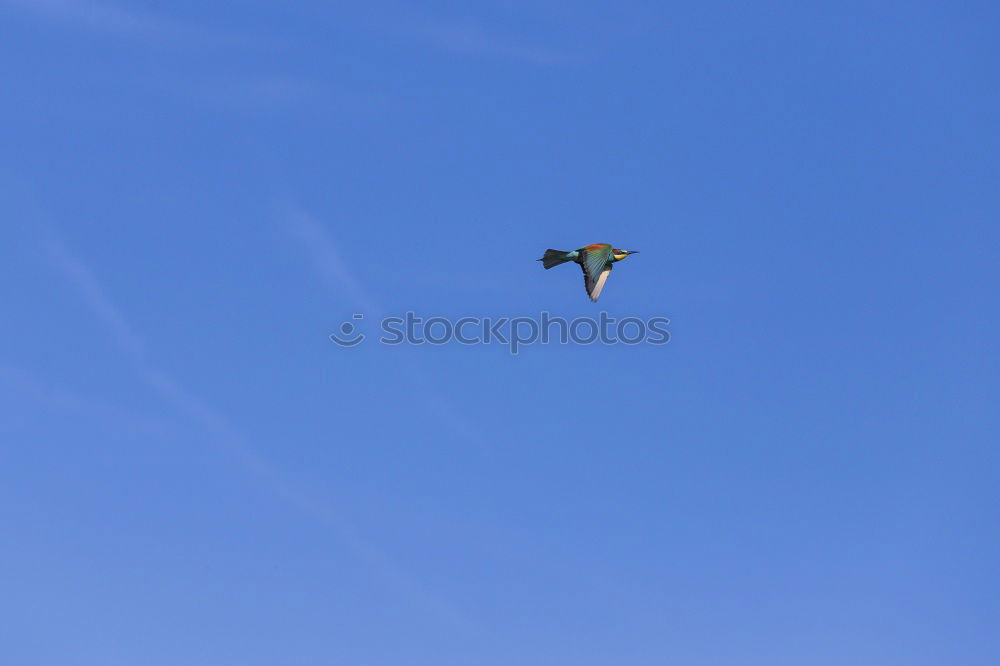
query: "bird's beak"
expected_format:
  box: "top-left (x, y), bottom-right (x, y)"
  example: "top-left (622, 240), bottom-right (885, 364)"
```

top-left (627, 250), bottom-right (639, 254)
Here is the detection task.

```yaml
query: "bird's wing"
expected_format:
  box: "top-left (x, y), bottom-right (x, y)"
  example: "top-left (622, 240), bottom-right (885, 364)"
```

top-left (587, 264), bottom-right (612, 302)
top-left (579, 244), bottom-right (613, 301)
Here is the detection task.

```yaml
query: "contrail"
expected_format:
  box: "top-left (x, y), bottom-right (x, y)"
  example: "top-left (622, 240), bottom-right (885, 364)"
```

top-left (276, 203), bottom-right (491, 451)
top-left (39, 223), bottom-right (473, 631)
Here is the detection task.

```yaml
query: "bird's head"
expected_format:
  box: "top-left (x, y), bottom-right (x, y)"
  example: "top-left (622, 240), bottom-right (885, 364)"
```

top-left (612, 248), bottom-right (639, 261)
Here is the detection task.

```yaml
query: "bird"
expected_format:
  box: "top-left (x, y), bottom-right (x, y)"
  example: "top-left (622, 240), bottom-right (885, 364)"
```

top-left (538, 244), bottom-right (639, 302)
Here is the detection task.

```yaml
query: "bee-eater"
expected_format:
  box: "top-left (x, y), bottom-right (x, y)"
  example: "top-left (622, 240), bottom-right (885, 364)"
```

top-left (538, 244), bottom-right (639, 302)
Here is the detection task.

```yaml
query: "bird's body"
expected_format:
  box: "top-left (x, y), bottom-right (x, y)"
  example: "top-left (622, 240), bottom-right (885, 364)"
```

top-left (538, 243), bottom-right (639, 301)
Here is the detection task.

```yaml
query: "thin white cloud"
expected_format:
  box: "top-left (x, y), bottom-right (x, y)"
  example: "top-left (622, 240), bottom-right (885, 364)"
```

top-left (42, 227), bottom-right (327, 501)
top-left (146, 72), bottom-right (344, 112)
top-left (6, 2), bottom-right (574, 64)
top-left (396, 16), bottom-right (573, 64)
top-left (40, 224), bottom-right (470, 629)
top-left (282, 206), bottom-right (384, 317)
top-left (3, 2), bottom-right (338, 111)
top-left (43, 233), bottom-right (147, 363)
top-left (0, 364), bottom-right (175, 438)
top-left (1, 0), bottom-right (223, 44)
top-left (278, 204), bottom-right (490, 451)
top-left (41, 231), bottom-right (264, 456)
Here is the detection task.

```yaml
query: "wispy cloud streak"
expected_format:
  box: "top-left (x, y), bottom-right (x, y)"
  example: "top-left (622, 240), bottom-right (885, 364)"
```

top-left (42, 231), bottom-right (279, 473)
top-left (392, 16), bottom-right (574, 64)
top-left (39, 224), bottom-right (470, 630)
top-left (43, 234), bottom-right (146, 362)
top-left (0, 365), bottom-right (174, 438)
top-left (283, 207), bottom-right (384, 317)
top-left (277, 204), bottom-right (490, 451)
top-left (2, 0), bottom-right (224, 44)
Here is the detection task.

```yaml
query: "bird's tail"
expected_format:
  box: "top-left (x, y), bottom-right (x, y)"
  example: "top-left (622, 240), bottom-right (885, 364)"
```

top-left (538, 249), bottom-right (573, 269)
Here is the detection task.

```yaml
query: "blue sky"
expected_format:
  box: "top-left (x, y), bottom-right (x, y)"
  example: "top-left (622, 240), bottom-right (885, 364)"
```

top-left (2, 1), bottom-right (998, 664)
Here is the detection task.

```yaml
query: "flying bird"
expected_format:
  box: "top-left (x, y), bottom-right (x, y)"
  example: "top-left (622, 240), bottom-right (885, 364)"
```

top-left (538, 243), bottom-right (639, 302)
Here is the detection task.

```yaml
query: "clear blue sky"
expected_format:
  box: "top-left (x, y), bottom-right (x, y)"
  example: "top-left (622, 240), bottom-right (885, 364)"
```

top-left (2, 1), bottom-right (998, 664)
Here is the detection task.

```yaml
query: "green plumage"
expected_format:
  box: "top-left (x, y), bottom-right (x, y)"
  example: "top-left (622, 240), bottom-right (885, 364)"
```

top-left (537, 243), bottom-right (638, 302)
